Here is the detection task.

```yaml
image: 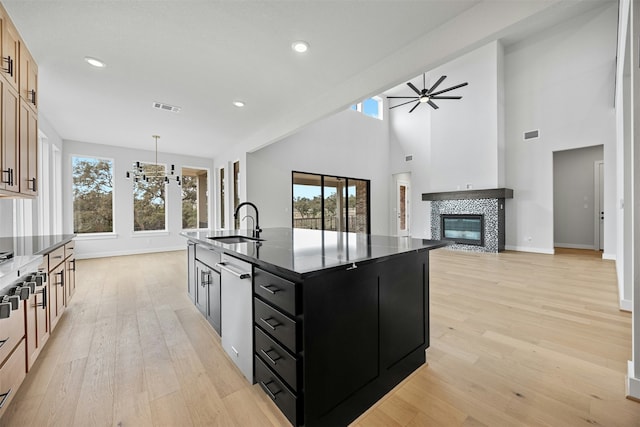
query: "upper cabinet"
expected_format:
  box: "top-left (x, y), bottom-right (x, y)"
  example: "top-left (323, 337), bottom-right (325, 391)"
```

top-left (0, 3), bottom-right (38, 198)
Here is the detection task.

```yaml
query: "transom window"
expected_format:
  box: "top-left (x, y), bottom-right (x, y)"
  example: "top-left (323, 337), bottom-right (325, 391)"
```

top-left (350, 96), bottom-right (383, 120)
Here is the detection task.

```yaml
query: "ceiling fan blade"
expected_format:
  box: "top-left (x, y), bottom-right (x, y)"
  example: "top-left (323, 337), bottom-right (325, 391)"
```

top-left (390, 99), bottom-right (420, 109)
top-left (430, 96), bottom-right (462, 100)
top-left (386, 96), bottom-right (419, 99)
top-left (408, 102), bottom-right (421, 113)
top-left (427, 100), bottom-right (439, 110)
top-left (429, 82), bottom-right (468, 97)
top-left (427, 75), bottom-right (447, 94)
top-left (406, 82), bottom-right (421, 95)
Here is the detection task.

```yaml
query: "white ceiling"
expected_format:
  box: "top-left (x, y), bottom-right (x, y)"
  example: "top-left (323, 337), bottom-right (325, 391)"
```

top-left (2, 1), bottom-right (611, 159)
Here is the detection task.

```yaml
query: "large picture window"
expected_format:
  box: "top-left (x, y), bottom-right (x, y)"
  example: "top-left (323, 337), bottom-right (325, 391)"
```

top-left (292, 171), bottom-right (370, 234)
top-left (133, 163), bottom-right (166, 231)
top-left (182, 167), bottom-right (208, 229)
top-left (72, 156), bottom-right (114, 233)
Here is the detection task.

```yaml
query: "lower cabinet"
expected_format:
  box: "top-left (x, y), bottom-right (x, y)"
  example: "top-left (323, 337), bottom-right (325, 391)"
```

top-left (195, 260), bottom-right (221, 334)
top-left (219, 253), bottom-right (253, 383)
top-left (49, 262), bottom-right (65, 331)
top-left (24, 272), bottom-right (48, 370)
top-left (0, 339), bottom-right (26, 419)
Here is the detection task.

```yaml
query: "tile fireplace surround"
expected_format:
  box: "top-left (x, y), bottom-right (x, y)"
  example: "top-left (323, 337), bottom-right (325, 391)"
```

top-left (422, 188), bottom-right (513, 253)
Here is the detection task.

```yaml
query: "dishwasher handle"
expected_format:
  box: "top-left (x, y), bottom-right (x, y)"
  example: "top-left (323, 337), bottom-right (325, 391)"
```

top-left (216, 262), bottom-right (251, 279)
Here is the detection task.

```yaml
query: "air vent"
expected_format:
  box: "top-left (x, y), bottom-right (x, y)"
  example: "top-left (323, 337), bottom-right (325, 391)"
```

top-left (152, 102), bottom-right (181, 113)
top-left (523, 130), bottom-right (540, 140)
top-left (405, 155), bottom-right (413, 162)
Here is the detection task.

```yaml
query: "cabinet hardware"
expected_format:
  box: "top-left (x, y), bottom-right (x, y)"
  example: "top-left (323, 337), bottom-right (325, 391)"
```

top-left (1, 169), bottom-right (10, 185)
top-left (260, 317), bottom-right (280, 331)
top-left (2, 56), bottom-right (13, 77)
top-left (70, 259), bottom-right (76, 271)
top-left (0, 388), bottom-right (12, 409)
top-left (0, 338), bottom-right (7, 349)
top-left (260, 348), bottom-right (281, 365)
top-left (259, 284), bottom-right (280, 294)
top-left (30, 89), bottom-right (37, 105)
top-left (28, 177), bottom-right (37, 192)
top-left (259, 380), bottom-right (281, 400)
top-left (35, 287), bottom-right (47, 309)
top-left (57, 271), bottom-right (64, 287)
top-left (216, 262), bottom-right (251, 279)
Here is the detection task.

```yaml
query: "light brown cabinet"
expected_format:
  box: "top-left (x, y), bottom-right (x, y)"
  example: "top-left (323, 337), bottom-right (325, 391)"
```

top-left (64, 242), bottom-right (76, 302)
top-left (0, 3), bottom-right (37, 198)
top-left (25, 271), bottom-right (49, 371)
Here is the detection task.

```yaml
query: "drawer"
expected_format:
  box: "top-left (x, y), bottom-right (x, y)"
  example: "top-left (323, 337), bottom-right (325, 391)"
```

top-left (64, 241), bottom-right (75, 259)
top-left (195, 245), bottom-right (221, 270)
top-left (254, 298), bottom-right (298, 354)
top-left (0, 339), bottom-right (26, 419)
top-left (255, 355), bottom-right (299, 427)
top-left (0, 302), bottom-right (25, 365)
top-left (255, 327), bottom-right (299, 392)
top-left (47, 246), bottom-right (65, 270)
top-left (254, 268), bottom-right (298, 316)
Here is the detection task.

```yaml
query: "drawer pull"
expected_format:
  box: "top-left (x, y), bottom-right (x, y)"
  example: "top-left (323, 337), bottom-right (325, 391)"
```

top-left (260, 317), bottom-right (280, 331)
top-left (36, 287), bottom-right (47, 309)
top-left (0, 388), bottom-right (12, 409)
top-left (52, 255), bottom-right (63, 259)
top-left (0, 338), bottom-right (7, 349)
top-left (260, 348), bottom-right (281, 365)
top-left (259, 380), bottom-right (281, 400)
top-left (259, 284), bottom-right (280, 294)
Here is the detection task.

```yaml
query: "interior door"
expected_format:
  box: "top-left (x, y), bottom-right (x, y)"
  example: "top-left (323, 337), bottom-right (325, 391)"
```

top-left (594, 161), bottom-right (604, 251)
top-left (397, 180), bottom-right (410, 237)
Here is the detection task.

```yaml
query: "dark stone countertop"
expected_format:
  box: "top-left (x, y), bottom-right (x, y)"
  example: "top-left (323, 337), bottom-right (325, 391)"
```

top-left (181, 227), bottom-right (448, 279)
top-left (0, 234), bottom-right (76, 257)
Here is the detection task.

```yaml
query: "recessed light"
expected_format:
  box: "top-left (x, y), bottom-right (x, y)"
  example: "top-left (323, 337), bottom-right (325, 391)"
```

top-left (291, 40), bottom-right (309, 53)
top-left (84, 56), bottom-right (106, 68)
top-left (233, 100), bottom-right (245, 108)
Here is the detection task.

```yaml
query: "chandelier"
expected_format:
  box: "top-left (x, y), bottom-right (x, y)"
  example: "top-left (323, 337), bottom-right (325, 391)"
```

top-left (125, 135), bottom-right (181, 185)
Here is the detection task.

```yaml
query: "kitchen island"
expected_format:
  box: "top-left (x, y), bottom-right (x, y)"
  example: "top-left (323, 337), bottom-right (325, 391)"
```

top-left (182, 227), bottom-right (447, 427)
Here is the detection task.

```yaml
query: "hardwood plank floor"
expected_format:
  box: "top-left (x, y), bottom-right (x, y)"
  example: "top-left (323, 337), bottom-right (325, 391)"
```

top-left (1, 248), bottom-right (639, 426)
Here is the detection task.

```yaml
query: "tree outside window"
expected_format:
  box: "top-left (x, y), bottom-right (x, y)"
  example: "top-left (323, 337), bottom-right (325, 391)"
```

top-left (72, 156), bottom-right (114, 233)
top-left (133, 164), bottom-right (166, 231)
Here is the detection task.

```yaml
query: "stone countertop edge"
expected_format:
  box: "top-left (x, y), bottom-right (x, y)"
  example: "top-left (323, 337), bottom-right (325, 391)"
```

top-left (181, 228), bottom-right (449, 280)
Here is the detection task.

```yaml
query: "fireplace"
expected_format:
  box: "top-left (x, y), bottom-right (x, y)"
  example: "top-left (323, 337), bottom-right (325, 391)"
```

top-left (441, 214), bottom-right (484, 246)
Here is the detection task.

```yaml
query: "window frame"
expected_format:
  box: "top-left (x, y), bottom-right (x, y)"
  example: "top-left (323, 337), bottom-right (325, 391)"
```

top-left (71, 154), bottom-right (116, 236)
top-left (349, 96), bottom-right (383, 120)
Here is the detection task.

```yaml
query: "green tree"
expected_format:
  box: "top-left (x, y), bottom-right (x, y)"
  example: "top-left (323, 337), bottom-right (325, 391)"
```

top-left (133, 164), bottom-right (166, 231)
top-left (182, 175), bottom-right (198, 229)
top-left (73, 158), bottom-right (113, 233)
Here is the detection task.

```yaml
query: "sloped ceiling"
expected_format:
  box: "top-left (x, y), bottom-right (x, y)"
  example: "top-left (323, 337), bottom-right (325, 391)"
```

top-left (2, 0), bottom-right (608, 158)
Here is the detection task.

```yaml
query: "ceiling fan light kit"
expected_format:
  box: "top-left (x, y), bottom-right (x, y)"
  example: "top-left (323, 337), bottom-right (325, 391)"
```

top-left (388, 74), bottom-right (468, 113)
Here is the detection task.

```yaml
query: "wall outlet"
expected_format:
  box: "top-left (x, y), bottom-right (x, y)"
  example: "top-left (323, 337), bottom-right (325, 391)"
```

top-left (465, 183), bottom-right (472, 189)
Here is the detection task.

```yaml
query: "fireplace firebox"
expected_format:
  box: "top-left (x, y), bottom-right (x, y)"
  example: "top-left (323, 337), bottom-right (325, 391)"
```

top-left (441, 214), bottom-right (484, 246)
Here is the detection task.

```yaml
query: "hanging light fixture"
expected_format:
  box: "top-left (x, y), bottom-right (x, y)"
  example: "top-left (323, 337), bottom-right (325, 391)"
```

top-left (125, 135), bottom-right (181, 185)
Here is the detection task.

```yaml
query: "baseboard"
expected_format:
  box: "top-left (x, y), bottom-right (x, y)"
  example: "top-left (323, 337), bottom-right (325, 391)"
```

top-left (627, 361), bottom-right (640, 400)
top-left (554, 243), bottom-right (596, 250)
top-left (504, 245), bottom-right (555, 255)
top-left (75, 245), bottom-right (185, 260)
top-left (620, 299), bottom-right (632, 312)
top-left (602, 252), bottom-right (616, 260)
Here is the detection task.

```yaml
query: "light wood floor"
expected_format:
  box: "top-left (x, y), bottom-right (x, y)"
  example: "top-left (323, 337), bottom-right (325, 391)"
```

top-left (1, 248), bottom-right (639, 426)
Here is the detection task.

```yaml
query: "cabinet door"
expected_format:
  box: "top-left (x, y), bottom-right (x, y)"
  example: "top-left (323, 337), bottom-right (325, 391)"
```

top-left (19, 43), bottom-right (37, 111)
top-left (49, 263), bottom-right (65, 331)
top-left (219, 254), bottom-right (253, 383)
top-left (207, 270), bottom-right (221, 335)
top-left (19, 99), bottom-right (37, 195)
top-left (187, 243), bottom-right (195, 302)
top-left (65, 257), bottom-right (76, 303)
top-left (1, 81), bottom-right (19, 193)
top-left (0, 15), bottom-right (18, 91)
top-left (194, 261), bottom-right (209, 317)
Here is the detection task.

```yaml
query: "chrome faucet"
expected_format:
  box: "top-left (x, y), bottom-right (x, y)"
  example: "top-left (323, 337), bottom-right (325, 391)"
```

top-left (234, 202), bottom-right (261, 236)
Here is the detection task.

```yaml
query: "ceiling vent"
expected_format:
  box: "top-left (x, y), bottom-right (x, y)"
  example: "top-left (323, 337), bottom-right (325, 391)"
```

top-left (152, 102), bottom-right (181, 113)
top-left (523, 129), bottom-right (540, 141)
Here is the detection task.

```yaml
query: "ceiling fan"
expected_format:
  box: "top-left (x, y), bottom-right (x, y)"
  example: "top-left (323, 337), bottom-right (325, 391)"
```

top-left (388, 74), bottom-right (468, 113)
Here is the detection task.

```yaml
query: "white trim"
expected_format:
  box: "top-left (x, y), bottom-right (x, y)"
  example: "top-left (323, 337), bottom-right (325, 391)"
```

top-left (602, 252), bottom-right (616, 260)
top-left (74, 232), bottom-right (118, 240)
top-left (504, 245), bottom-right (555, 254)
top-left (621, 299), bottom-right (633, 312)
top-left (75, 246), bottom-right (185, 260)
top-left (627, 361), bottom-right (640, 400)
top-left (553, 243), bottom-right (595, 250)
top-left (131, 230), bottom-right (170, 238)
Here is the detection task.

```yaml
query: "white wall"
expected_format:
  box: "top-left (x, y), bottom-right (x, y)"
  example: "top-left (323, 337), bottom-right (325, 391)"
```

top-left (246, 108), bottom-right (390, 234)
top-left (389, 41), bottom-right (504, 238)
top-left (63, 140), bottom-right (213, 259)
top-left (552, 145), bottom-right (604, 249)
top-left (504, 3), bottom-right (618, 253)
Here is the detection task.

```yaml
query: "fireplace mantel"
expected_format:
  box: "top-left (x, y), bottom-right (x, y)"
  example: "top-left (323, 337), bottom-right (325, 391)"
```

top-left (422, 188), bottom-right (513, 201)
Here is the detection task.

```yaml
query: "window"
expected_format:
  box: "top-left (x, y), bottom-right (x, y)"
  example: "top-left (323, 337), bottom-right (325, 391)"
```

top-left (72, 156), bottom-right (113, 233)
top-left (292, 171), bottom-right (370, 234)
top-left (219, 167), bottom-right (225, 228)
top-left (349, 96), bottom-right (383, 120)
top-left (133, 163), bottom-right (166, 231)
top-left (182, 167), bottom-right (208, 229)
top-left (233, 161), bottom-right (240, 229)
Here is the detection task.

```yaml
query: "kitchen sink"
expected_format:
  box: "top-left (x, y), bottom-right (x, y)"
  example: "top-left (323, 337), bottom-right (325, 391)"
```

top-left (208, 235), bottom-right (264, 244)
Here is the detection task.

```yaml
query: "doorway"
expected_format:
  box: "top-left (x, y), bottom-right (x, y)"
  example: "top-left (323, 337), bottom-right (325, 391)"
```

top-left (594, 160), bottom-right (604, 251)
top-left (393, 173), bottom-right (411, 237)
